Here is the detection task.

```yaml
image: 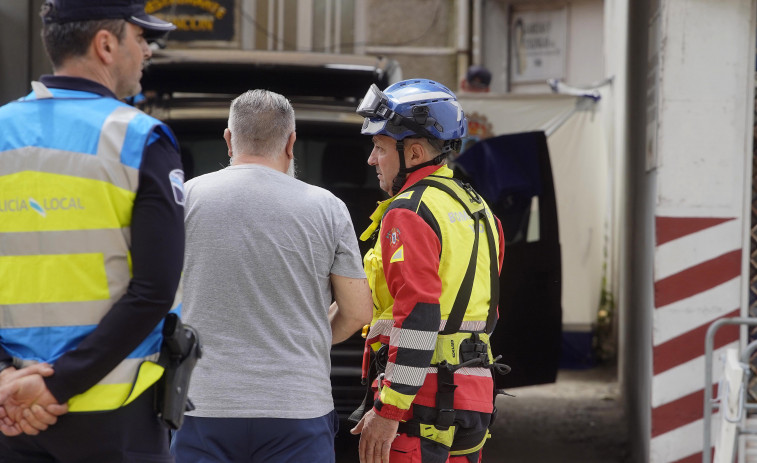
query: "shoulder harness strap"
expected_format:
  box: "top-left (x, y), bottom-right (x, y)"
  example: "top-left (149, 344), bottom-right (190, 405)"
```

top-left (405, 175), bottom-right (500, 334)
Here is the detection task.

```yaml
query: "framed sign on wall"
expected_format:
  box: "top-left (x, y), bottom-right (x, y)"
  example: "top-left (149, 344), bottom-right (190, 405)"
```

top-left (510, 6), bottom-right (567, 84)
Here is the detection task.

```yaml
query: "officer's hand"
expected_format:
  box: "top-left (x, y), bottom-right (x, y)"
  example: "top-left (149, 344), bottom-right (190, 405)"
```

top-left (351, 408), bottom-right (398, 463)
top-left (0, 402), bottom-right (21, 436)
top-left (0, 373), bottom-right (67, 436)
top-left (0, 364), bottom-right (58, 436)
top-left (0, 363), bottom-right (54, 386)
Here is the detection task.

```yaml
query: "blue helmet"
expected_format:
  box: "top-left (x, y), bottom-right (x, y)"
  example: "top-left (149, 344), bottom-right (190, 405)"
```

top-left (357, 79), bottom-right (467, 143)
top-left (356, 79), bottom-right (467, 195)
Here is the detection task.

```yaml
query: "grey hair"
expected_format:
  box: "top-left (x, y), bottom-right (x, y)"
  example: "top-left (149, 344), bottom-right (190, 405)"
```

top-left (228, 89), bottom-right (295, 159)
top-left (403, 136), bottom-right (442, 159)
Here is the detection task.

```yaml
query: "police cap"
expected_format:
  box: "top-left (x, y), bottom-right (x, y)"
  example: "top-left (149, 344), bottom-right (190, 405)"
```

top-left (41, 0), bottom-right (176, 36)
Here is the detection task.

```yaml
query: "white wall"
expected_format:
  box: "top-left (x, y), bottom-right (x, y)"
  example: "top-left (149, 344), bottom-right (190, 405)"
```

top-left (565, 0), bottom-right (605, 88)
top-left (482, 0), bottom-right (605, 94)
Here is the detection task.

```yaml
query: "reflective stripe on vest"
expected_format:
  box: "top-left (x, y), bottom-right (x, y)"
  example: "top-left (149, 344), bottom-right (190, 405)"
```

top-left (366, 319), bottom-right (494, 382)
top-left (0, 84), bottom-right (178, 412)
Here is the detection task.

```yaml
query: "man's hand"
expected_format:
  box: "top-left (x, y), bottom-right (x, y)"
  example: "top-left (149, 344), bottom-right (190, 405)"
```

top-left (350, 408), bottom-right (399, 463)
top-left (0, 365), bottom-right (68, 436)
top-left (0, 363), bottom-right (54, 386)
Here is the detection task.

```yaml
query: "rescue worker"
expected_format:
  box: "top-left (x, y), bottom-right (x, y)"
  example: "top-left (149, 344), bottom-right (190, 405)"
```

top-left (349, 79), bottom-right (507, 463)
top-left (0, 0), bottom-right (184, 460)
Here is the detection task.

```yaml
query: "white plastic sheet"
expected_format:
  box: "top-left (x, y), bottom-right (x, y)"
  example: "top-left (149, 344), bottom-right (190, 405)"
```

top-left (458, 93), bottom-right (610, 330)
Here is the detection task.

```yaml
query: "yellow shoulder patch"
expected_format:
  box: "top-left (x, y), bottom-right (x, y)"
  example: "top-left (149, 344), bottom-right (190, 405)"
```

top-left (390, 245), bottom-right (404, 263)
top-left (396, 191), bottom-right (413, 200)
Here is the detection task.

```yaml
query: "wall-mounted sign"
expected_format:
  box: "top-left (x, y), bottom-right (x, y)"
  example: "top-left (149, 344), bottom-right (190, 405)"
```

top-left (510, 7), bottom-right (567, 84)
top-left (145, 0), bottom-right (234, 42)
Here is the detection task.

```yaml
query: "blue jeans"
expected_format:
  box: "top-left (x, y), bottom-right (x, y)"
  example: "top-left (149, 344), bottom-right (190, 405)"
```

top-left (171, 410), bottom-right (339, 463)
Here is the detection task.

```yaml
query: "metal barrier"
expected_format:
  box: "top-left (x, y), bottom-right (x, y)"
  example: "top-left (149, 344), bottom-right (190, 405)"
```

top-left (704, 317), bottom-right (757, 463)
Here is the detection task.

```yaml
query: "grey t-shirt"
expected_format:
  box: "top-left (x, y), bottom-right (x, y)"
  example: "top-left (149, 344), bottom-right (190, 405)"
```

top-left (181, 164), bottom-right (365, 419)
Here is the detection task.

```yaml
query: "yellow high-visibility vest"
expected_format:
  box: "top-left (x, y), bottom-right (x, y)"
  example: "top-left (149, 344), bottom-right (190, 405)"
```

top-left (0, 82), bottom-right (180, 411)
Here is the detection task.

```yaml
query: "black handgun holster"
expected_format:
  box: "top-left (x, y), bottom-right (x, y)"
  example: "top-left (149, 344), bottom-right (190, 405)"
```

top-left (155, 313), bottom-right (202, 430)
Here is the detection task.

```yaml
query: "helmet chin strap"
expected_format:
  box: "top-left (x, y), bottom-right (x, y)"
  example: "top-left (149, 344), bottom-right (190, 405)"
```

top-left (391, 141), bottom-right (408, 196)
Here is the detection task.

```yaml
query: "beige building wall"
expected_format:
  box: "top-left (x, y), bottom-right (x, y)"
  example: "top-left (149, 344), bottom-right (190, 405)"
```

top-left (356, 0), bottom-right (605, 95)
top-left (363, 0), bottom-right (461, 90)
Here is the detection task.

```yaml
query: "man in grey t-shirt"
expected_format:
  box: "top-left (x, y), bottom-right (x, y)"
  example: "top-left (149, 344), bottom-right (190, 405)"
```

top-left (171, 89), bottom-right (373, 463)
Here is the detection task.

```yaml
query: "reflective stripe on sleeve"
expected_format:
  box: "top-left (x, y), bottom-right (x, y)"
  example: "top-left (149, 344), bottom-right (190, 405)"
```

top-left (389, 327), bottom-right (437, 351)
top-left (385, 361), bottom-right (428, 388)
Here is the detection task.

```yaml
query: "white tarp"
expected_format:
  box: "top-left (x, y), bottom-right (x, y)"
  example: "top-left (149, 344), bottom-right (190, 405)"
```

top-left (458, 93), bottom-right (611, 331)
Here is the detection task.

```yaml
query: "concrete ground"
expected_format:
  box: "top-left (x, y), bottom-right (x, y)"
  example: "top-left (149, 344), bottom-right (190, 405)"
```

top-left (336, 361), bottom-right (630, 462)
top-left (484, 361), bottom-right (630, 462)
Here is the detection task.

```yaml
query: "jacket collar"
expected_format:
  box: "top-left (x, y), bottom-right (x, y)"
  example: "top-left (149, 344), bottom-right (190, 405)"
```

top-left (398, 164), bottom-right (452, 193)
top-left (39, 75), bottom-right (117, 99)
top-left (359, 164), bottom-right (453, 241)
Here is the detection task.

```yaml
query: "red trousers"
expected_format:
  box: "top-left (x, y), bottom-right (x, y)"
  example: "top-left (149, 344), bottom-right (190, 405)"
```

top-left (388, 405), bottom-right (491, 463)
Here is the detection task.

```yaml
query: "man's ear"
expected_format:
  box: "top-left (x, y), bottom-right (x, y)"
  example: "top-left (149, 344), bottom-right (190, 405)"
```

top-left (406, 140), bottom-right (427, 166)
top-left (92, 29), bottom-right (117, 64)
top-left (224, 128), bottom-right (233, 158)
top-left (285, 131), bottom-right (296, 159)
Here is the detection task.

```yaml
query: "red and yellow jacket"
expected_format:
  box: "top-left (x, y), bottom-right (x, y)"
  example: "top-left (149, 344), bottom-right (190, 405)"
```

top-left (361, 164), bottom-right (505, 421)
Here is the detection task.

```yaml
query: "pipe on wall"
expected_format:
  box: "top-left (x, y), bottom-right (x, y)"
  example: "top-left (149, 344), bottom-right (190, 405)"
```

top-left (472, 0), bottom-right (482, 65)
top-left (456, 0), bottom-right (471, 89)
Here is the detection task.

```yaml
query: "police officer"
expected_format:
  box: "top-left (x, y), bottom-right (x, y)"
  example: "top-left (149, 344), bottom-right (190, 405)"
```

top-left (349, 79), bottom-right (507, 463)
top-left (0, 0), bottom-right (184, 460)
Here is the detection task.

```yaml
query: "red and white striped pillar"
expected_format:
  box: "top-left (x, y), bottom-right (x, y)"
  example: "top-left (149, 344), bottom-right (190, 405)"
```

top-left (643, 1), bottom-right (755, 461)
top-left (651, 217), bottom-right (742, 462)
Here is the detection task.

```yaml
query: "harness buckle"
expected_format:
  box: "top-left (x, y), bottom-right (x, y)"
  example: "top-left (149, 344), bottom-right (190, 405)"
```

top-left (461, 182), bottom-right (482, 204)
top-left (435, 409), bottom-right (456, 430)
